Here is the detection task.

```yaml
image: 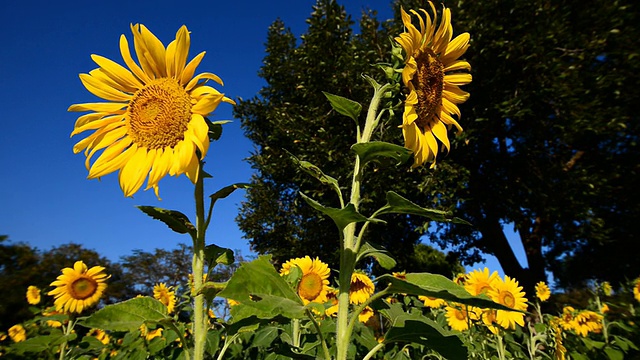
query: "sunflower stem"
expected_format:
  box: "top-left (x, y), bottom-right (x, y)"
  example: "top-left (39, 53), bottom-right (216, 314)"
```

top-left (192, 163), bottom-right (207, 360)
top-left (58, 317), bottom-right (75, 360)
top-left (336, 82), bottom-right (390, 360)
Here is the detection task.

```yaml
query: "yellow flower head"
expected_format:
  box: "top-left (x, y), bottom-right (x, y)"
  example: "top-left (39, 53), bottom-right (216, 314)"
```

top-left (227, 298), bottom-right (240, 307)
top-left (26, 285), bottom-right (41, 305)
top-left (464, 268), bottom-right (499, 296)
top-left (481, 309), bottom-right (500, 335)
top-left (140, 325), bottom-right (163, 341)
top-left (392, 271), bottom-right (407, 280)
top-left (48, 261), bottom-right (109, 313)
top-left (453, 273), bottom-right (467, 285)
top-left (445, 303), bottom-right (480, 331)
top-left (487, 275), bottom-right (528, 330)
top-left (153, 283), bottom-right (176, 314)
top-left (280, 256), bottom-right (330, 304)
top-left (571, 310), bottom-right (603, 337)
top-left (325, 287), bottom-right (339, 317)
top-left (633, 277), bottom-right (640, 302)
top-left (601, 281), bottom-right (612, 296)
top-left (46, 320), bottom-right (63, 328)
top-left (88, 328), bottom-right (110, 345)
top-left (350, 271), bottom-right (375, 305)
top-left (419, 295), bottom-right (447, 309)
top-left (69, 24), bottom-right (235, 198)
top-left (395, 2), bottom-right (471, 167)
top-left (358, 306), bottom-right (375, 323)
top-left (8, 324), bottom-right (26, 343)
top-left (600, 303), bottom-right (609, 314)
top-left (559, 306), bottom-right (576, 331)
top-left (535, 281), bottom-right (551, 302)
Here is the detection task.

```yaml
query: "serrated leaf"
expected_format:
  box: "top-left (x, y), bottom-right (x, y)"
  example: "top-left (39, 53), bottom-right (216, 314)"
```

top-left (136, 206), bottom-right (196, 237)
top-left (376, 273), bottom-right (514, 310)
top-left (299, 192), bottom-right (384, 233)
top-left (289, 153), bottom-right (342, 199)
top-left (356, 241), bottom-right (396, 270)
top-left (323, 92), bottom-right (362, 122)
top-left (351, 142), bottom-right (412, 167)
top-left (382, 309), bottom-right (467, 360)
top-left (209, 183), bottom-right (250, 206)
top-left (218, 255), bottom-right (308, 320)
top-left (377, 192), bottom-right (470, 225)
top-left (79, 297), bottom-right (169, 332)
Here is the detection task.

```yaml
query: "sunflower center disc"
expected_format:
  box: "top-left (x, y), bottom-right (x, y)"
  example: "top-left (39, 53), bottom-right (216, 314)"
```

top-left (413, 49), bottom-right (444, 131)
top-left (502, 292), bottom-right (516, 308)
top-left (70, 277), bottom-right (98, 300)
top-left (298, 273), bottom-right (323, 301)
top-left (127, 78), bottom-right (192, 149)
top-left (455, 309), bottom-right (467, 321)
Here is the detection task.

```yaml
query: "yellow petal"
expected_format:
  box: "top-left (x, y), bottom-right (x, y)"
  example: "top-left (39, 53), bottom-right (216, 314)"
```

top-left (443, 85), bottom-right (470, 104)
top-left (68, 102), bottom-right (128, 113)
top-left (119, 34), bottom-right (151, 84)
top-left (71, 114), bottom-right (124, 137)
top-left (441, 33), bottom-right (470, 65)
top-left (444, 60), bottom-right (471, 72)
top-left (444, 73), bottom-right (472, 86)
top-left (89, 142), bottom-right (136, 178)
top-left (91, 54), bottom-right (144, 91)
top-left (173, 25), bottom-right (190, 79)
top-left (79, 74), bottom-right (132, 102)
top-left (119, 147), bottom-right (154, 197)
top-left (180, 51), bottom-right (206, 86)
top-left (186, 72), bottom-right (224, 92)
top-left (431, 120), bottom-right (450, 151)
top-left (191, 93), bottom-right (225, 115)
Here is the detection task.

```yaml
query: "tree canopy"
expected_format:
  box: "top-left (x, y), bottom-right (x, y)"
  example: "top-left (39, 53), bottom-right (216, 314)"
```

top-left (235, 0), bottom-right (639, 292)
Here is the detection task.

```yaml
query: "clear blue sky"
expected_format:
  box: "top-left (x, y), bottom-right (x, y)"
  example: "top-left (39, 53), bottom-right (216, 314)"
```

top-left (0, 0), bottom-right (523, 277)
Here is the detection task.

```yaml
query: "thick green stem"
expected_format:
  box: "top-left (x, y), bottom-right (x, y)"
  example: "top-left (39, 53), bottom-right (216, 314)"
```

top-left (362, 342), bottom-right (385, 360)
top-left (193, 164), bottom-right (207, 360)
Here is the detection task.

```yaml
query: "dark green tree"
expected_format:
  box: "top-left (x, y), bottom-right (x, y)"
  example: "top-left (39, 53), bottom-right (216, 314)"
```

top-left (234, 0), bottom-right (462, 275)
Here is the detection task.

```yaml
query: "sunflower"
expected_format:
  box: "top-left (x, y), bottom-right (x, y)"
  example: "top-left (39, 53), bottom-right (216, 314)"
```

top-left (88, 328), bottom-right (110, 345)
top-left (8, 324), bottom-right (26, 343)
top-left (359, 306), bottom-right (375, 323)
top-left (481, 309), bottom-right (500, 334)
top-left (535, 281), bottom-right (551, 302)
top-left (487, 275), bottom-right (528, 330)
top-left (633, 277), bottom-right (640, 302)
top-left (325, 287), bottom-right (339, 317)
top-left (419, 295), bottom-right (447, 308)
top-left (395, 2), bottom-right (471, 168)
top-left (26, 285), bottom-right (41, 305)
top-left (453, 273), bottom-right (467, 285)
top-left (445, 303), bottom-right (480, 331)
top-left (280, 256), bottom-right (331, 304)
top-left (600, 303), bottom-right (609, 314)
top-left (571, 310), bottom-right (603, 337)
top-left (350, 271), bottom-right (375, 305)
top-left (48, 261), bottom-right (109, 313)
top-left (464, 268), bottom-right (499, 296)
top-left (601, 281), bottom-right (612, 296)
top-left (559, 306), bottom-right (576, 331)
top-left (69, 24), bottom-right (234, 198)
top-left (153, 283), bottom-right (176, 314)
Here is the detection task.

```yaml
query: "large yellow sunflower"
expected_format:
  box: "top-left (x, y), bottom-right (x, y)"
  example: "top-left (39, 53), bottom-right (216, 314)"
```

top-left (48, 261), bottom-right (109, 313)
top-left (350, 271), bottom-right (375, 305)
top-left (69, 24), bottom-right (234, 198)
top-left (26, 285), bottom-right (41, 305)
top-left (280, 256), bottom-right (331, 304)
top-left (153, 283), bottom-right (176, 314)
top-left (535, 281), bottom-right (551, 302)
top-left (395, 2), bottom-right (471, 168)
top-left (487, 275), bottom-right (528, 330)
top-left (464, 267), bottom-right (499, 296)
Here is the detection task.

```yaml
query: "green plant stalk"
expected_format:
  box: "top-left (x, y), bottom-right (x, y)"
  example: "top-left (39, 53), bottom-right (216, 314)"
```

top-left (336, 83), bottom-right (391, 360)
top-left (306, 309), bottom-right (331, 360)
top-left (58, 317), bottom-right (75, 360)
top-left (216, 333), bottom-right (240, 360)
top-left (192, 164), bottom-right (207, 360)
top-left (292, 318), bottom-right (301, 349)
top-left (496, 332), bottom-right (506, 360)
top-left (362, 342), bottom-right (386, 360)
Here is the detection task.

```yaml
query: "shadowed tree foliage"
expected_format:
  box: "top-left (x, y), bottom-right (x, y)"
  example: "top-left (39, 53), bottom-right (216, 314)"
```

top-left (234, 0), bottom-right (463, 274)
top-left (236, 0), bottom-right (639, 293)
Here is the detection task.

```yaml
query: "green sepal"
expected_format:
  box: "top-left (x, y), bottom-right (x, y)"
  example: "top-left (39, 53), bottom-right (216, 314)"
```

top-left (322, 92), bottom-right (362, 122)
top-left (218, 255), bottom-right (311, 320)
top-left (356, 241), bottom-right (396, 270)
top-left (289, 152), bottom-right (342, 200)
top-left (376, 273), bottom-right (514, 311)
top-left (351, 141), bottom-right (412, 167)
top-left (377, 191), bottom-right (471, 225)
top-left (136, 206), bottom-right (196, 238)
top-left (79, 297), bottom-right (169, 332)
top-left (206, 119), bottom-right (232, 141)
top-left (380, 302), bottom-right (466, 360)
top-left (299, 192), bottom-right (384, 233)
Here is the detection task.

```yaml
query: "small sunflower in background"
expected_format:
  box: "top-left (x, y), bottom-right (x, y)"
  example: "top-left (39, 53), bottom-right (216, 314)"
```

top-left (8, 324), bottom-right (26, 343)
top-left (153, 283), bottom-right (177, 314)
top-left (69, 24), bottom-right (234, 198)
top-left (464, 267), bottom-right (499, 296)
top-left (445, 303), bottom-right (480, 331)
top-left (88, 328), bottom-right (110, 345)
top-left (395, 1), bottom-right (472, 168)
top-left (535, 281), bottom-right (551, 302)
top-left (349, 271), bottom-right (375, 305)
top-left (280, 256), bottom-right (331, 305)
top-left (48, 261), bottom-right (109, 314)
top-left (633, 277), bottom-right (640, 302)
top-left (419, 295), bottom-right (447, 309)
top-left (487, 275), bottom-right (528, 330)
top-left (26, 285), bottom-right (41, 305)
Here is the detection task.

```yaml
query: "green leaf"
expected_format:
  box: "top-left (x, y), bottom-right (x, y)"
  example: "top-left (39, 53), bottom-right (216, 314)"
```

top-left (218, 255), bottom-right (309, 320)
top-left (79, 297), bottom-right (169, 332)
top-left (136, 206), bottom-right (196, 237)
top-left (377, 192), bottom-right (471, 225)
top-left (604, 347), bottom-right (624, 360)
top-left (382, 309), bottom-right (467, 360)
top-left (299, 192), bottom-right (384, 233)
top-left (209, 183), bottom-right (251, 207)
top-left (207, 119), bottom-right (232, 141)
top-left (11, 333), bottom-right (76, 354)
top-left (204, 244), bottom-right (235, 266)
top-left (351, 142), bottom-right (412, 167)
top-left (249, 326), bottom-right (280, 348)
top-left (376, 273), bottom-right (514, 310)
top-left (356, 241), bottom-right (396, 270)
top-left (289, 152), bottom-right (342, 200)
top-left (322, 92), bottom-right (362, 122)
